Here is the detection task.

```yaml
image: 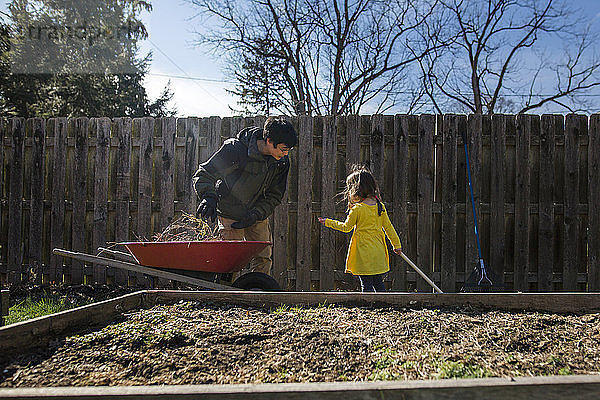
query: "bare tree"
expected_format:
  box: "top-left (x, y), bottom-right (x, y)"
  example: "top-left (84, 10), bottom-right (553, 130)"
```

top-left (189, 0), bottom-right (442, 116)
top-left (416, 0), bottom-right (600, 114)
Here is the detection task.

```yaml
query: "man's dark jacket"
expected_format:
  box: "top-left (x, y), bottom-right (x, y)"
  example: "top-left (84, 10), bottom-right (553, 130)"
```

top-left (193, 127), bottom-right (290, 222)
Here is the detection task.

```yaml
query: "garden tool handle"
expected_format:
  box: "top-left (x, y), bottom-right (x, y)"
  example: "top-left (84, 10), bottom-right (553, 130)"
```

top-left (400, 253), bottom-right (444, 294)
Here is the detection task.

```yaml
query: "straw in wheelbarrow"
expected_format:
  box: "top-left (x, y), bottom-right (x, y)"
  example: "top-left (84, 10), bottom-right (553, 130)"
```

top-left (152, 212), bottom-right (219, 242)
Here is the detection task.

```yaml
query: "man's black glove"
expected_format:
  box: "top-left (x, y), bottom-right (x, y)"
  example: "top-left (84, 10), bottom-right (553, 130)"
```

top-left (197, 193), bottom-right (218, 223)
top-left (231, 209), bottom-right (261, 229)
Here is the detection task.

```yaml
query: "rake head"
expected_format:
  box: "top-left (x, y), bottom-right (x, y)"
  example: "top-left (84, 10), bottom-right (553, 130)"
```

top-left (462, 259), bottom-right (504, 292)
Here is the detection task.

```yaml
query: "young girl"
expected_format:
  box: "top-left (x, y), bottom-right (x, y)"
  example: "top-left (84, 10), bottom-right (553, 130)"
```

top-left (318, 166), bottom-right (402, 292)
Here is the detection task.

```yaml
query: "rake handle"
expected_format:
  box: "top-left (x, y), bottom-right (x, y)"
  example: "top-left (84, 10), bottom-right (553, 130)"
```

top-left (400, 253), bottom-right (444, 294)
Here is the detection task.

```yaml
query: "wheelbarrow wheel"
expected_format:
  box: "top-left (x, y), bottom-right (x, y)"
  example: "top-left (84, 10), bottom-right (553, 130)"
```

top-left (232, 272), bottom-right (280, 291)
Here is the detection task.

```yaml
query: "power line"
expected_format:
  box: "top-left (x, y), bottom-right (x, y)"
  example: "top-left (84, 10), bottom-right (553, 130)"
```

top-left (146, 38), bottom-right (230, 107)
top-left (148, 72), bottom-right (235, 85)
top-left (149, 69), bottom-right (600, 98)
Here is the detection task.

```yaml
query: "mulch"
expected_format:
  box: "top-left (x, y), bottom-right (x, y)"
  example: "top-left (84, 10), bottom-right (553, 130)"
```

top-left (1, 301), bottom-right (599, 387)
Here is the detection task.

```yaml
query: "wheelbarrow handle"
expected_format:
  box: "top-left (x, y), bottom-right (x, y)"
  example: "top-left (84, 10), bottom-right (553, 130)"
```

top-left (400, 253), bottom-right (444, 294)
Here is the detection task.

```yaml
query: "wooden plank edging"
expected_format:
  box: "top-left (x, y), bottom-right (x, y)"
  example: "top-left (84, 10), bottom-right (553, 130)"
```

top-left (0, 291), bottom-right (144, 355)
top-left (0, 375), bottom-right (600, 399)
top-left (3, 291), bottom-right (600, 359)
top-left (144, 291), bottom-right (600, 314)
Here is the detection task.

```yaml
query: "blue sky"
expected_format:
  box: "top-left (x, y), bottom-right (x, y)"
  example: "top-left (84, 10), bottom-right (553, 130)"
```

top-left (138, 0), bottom-right (237, 117)
top-left (140, 0), bottom-right (600, 116)
top-left (3, 1), bottom-right (600, 116)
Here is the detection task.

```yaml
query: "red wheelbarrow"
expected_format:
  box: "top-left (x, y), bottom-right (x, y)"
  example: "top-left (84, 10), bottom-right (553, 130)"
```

top-left (53, 240), bottom-right (280, 291)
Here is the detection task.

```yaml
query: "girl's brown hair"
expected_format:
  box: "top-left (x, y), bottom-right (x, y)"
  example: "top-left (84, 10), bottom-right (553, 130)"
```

top-left (343, 165), bottom-right (383, 215)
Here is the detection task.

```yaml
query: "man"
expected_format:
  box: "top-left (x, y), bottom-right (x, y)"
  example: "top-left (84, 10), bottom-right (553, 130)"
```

top-left (193, 116), bottom-right (297, 276)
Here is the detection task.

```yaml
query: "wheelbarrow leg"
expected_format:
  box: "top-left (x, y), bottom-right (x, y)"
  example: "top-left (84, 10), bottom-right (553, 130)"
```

top-left (53, 249), bottom-right (235, 291)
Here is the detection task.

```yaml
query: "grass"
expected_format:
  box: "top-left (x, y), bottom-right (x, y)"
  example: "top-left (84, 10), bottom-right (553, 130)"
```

top-left (434, 360), bottom-right (493, 379)
top-left (69, 313), bottom-right (191, 349)
top-left (5, 294), bottom-right (91, 325)
top-left (368, 345), bottom-right (493, 381)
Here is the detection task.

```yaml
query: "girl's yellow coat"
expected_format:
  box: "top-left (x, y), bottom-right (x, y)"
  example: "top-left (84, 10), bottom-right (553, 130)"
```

top-left (324, 203), bottom-right (401, 275)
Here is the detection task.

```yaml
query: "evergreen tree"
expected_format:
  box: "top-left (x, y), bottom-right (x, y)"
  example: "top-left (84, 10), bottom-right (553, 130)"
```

top-left (0, 0), bottom-right (175, 117)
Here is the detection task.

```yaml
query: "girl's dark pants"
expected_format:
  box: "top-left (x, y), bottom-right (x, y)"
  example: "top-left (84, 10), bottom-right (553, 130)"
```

top-left (358, 273), bottom-right (386, 292)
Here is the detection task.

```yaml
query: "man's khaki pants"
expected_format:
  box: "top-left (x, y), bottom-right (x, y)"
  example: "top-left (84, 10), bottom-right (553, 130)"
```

top-left (218, 216), bottom-right (272, 278)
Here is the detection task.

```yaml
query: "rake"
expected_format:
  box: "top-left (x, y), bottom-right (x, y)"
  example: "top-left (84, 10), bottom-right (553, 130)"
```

top-left (461, 130), bottom-right (503, 292)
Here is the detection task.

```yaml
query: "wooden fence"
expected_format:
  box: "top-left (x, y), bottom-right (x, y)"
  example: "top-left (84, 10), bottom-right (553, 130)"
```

top-left (0, 114), bottom-right (598, 292)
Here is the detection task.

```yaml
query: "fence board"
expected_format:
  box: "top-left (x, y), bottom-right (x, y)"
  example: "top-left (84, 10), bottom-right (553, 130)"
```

top-left (114, 118), bottom-right (131, 285)
top-left (71, 118), bottom-right (88, 284)
top-left (417, 115), bottom-right (435, 292)
top-left (0, 120), bottom-right (4, 279)
top-left (490, 115), bottom-right (506, 288)
top-left (391, 115), bottom-right (413, 291)
top-left (49, 118), bottom-right (67, 284)
top-left (159, 117), bottom-right (176, 231)
top-left (296, 115), bottom-right (313, 291)
top-left (273, 117), bottom-right (296, 290)
top-left (320, 116), bottom-right (336, 291)
top-left (589, 115), bottom-right (600, 291)
top-left (93, 118), bottom-right (110, 284)
top-left (183, 118), bottom-right (200, 214)
top-left (342, 115), bottom-right (360, 289)
top-left (441, 115), bottom-right (458, 292)
top-left (0, 118), bottom-right (5, 283)
top-left (207, 116), bottom-right (222, 156)
top-left (175, 119), bottom-right (186, 213)
top-left (346, 115), bottom-right (360, 173)
top-left (465, 115), bottom-right (483, 287)
top-left (230, 117), bottom-right (243, 139)
top-left (514, 114), bottom-right (532, 291)
top-left (577, 117), bottom-right (589, 289)
top-left (7, 118), bottom-right (25, 284)
top-left (563, 115), bottom-right (581, 291)
top-left (28, 118), bottom-right (45, 284)
top-left (136, 118), bottom-right (153, 241)
top-left (1, 115), bottom-right (599, 292)
top-left (370, 115), bottom-right (384, 185)
top-left (272, 183), bottom-right (289, 289)
top-left (538, 115), bottom-right (556, 291)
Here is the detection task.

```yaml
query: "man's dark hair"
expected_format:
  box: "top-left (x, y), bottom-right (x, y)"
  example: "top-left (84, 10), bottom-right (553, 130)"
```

top-left (263, 116), bottom-right (297, 148)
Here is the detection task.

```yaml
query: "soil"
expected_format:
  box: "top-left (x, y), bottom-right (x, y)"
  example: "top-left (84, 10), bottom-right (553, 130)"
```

top-left (1, 301), bottom-right (600, 387)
